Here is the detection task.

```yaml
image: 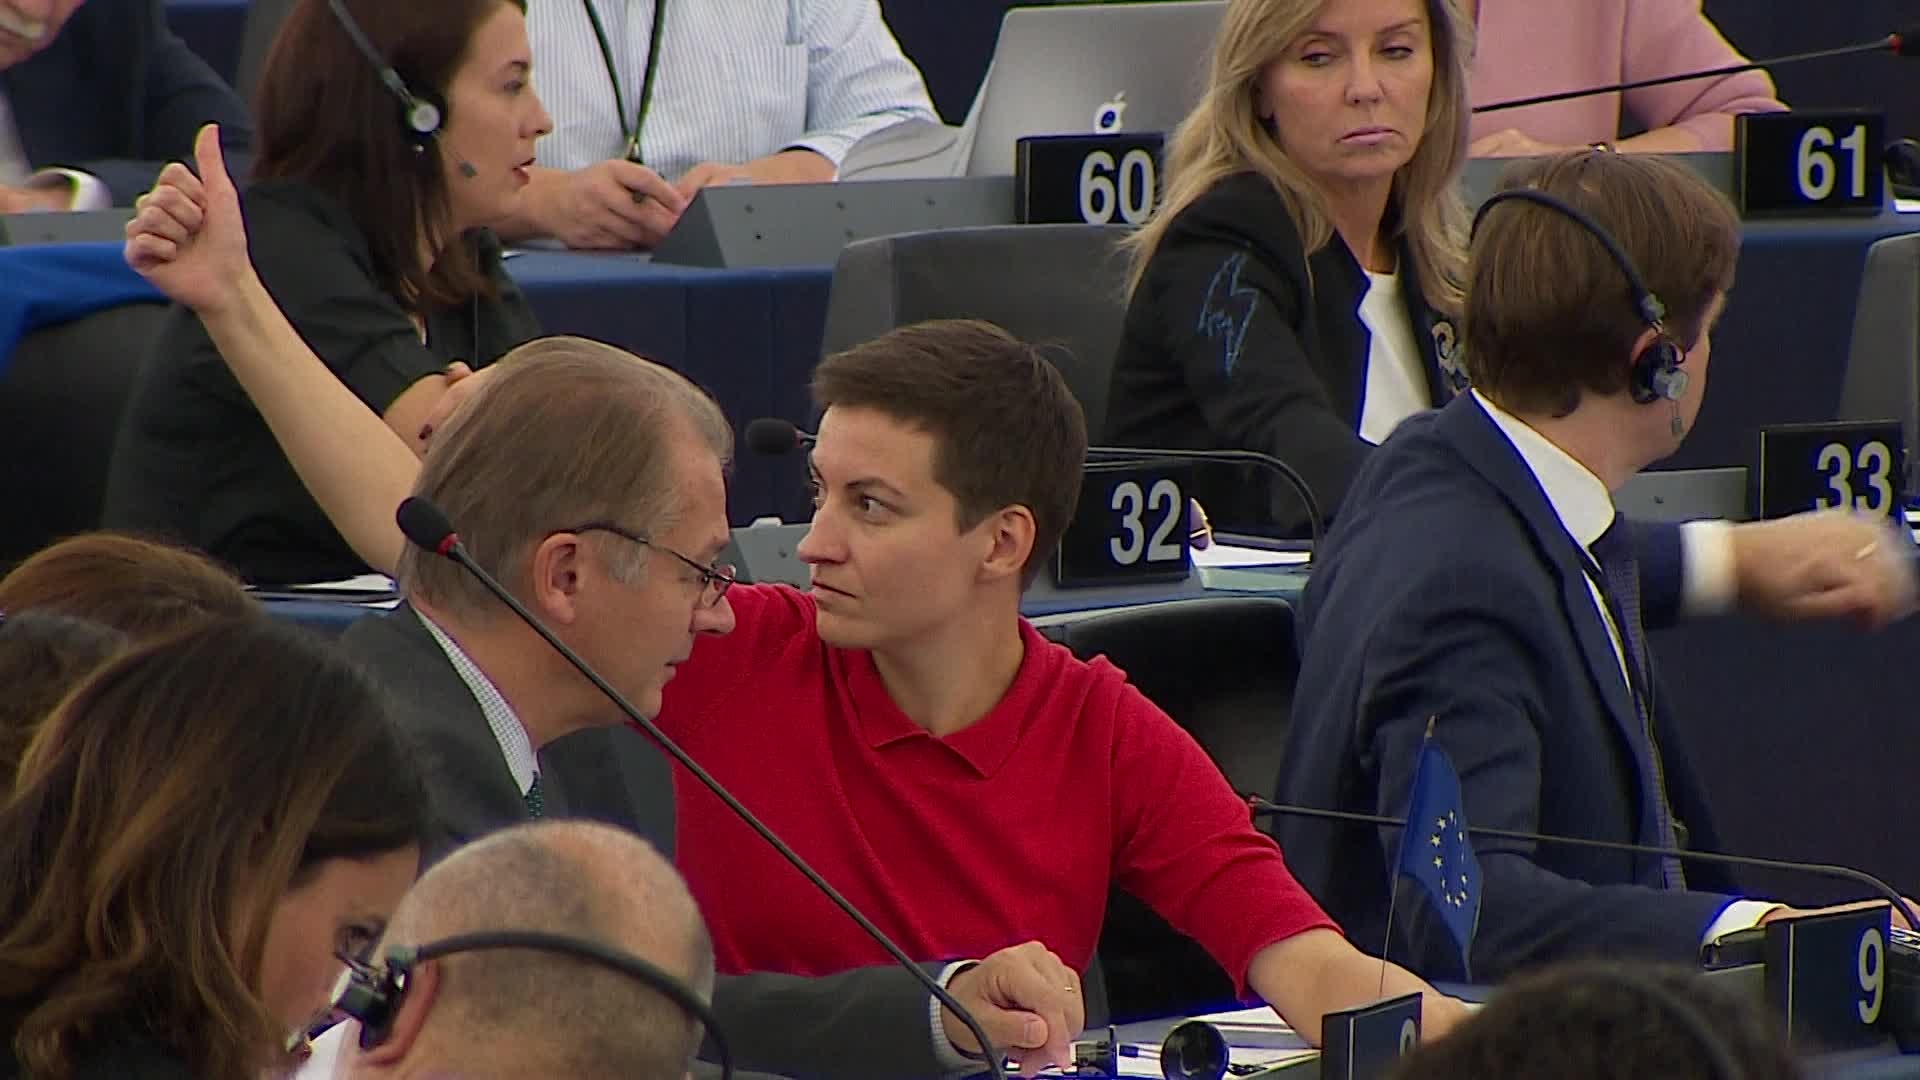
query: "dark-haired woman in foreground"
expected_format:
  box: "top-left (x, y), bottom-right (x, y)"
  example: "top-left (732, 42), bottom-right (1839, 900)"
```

top-left (0, 619), bottom-right (428, 1079)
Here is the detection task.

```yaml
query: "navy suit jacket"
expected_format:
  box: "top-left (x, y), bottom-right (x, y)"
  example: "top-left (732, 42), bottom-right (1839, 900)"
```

top-left (1275, 393), bottom-right (1738, 983)
top-left (2, 0), bottom-right (250, 205)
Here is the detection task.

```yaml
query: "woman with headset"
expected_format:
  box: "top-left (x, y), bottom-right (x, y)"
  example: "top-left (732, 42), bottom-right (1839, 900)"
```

top-left (1104, 0), bottom-right (1473, 538)
top-left (0, 618), bottom-right (428, 1080)
top-left (104, 0), bottom-right (553, 585)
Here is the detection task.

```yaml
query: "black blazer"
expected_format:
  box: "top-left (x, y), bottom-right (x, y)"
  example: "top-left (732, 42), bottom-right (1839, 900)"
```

top-left (1106, 171), bottom-right (1468, 535)
top-left (1276, 394), bottom-right (1736, 983)
top-left (337, 604), bottom-right (674, 860)
top-left (336, 606), bottom-right (952, 1080)
top-left (104, 179), bottom-right (541, 584)
top-left (1, 0), bottom-right (251, 205)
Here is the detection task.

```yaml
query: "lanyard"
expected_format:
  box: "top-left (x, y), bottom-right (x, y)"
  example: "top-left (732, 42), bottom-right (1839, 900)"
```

top-left (582, 0), bottom-right (669, 164)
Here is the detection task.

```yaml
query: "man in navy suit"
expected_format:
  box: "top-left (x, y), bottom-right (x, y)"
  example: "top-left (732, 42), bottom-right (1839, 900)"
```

top-left (0, 0), bottom-right (248, 210)
top-left (1277, 150), bottom-right (1918, 983)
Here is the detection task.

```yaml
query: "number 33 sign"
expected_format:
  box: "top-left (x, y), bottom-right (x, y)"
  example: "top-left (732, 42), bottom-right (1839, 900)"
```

top-left (1758, 420), bottom-right (1905, 520)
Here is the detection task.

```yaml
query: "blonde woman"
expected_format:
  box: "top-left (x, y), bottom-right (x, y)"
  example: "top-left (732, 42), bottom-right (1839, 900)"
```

top-left (1106, 0), bottom-right (1473, 536)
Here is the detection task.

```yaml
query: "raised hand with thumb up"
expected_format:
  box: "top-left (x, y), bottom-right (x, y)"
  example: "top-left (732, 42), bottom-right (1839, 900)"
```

top-left (124, 123), bottom-right (252, 316)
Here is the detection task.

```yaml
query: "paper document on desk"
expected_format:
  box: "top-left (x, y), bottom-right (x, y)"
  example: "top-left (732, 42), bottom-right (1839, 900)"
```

top-left (248, 574), bottom-right (401, 610)
top-left (1191, 544), bottom-right (1311, 568)
top-left (1041, 1007), bottom-right (1316, 1077)
top-left (273, 573), bottom-right (396, 594)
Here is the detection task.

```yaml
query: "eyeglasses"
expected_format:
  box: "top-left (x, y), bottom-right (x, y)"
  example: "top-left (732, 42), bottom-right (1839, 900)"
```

top-left (561, 521), bottom-right (736, 608)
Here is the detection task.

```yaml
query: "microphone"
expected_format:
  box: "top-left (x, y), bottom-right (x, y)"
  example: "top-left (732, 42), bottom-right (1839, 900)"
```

top-left (1085, 445), bottom-right (1325, 549)
top-left (1243, 794), bottom-right (1920, 934)
top-left (394, 497), bottom-right (1010, 1080)
top-left (1473, 28), bottom-right (1920, 115)
top-left (743, 416), bottom-right (815, 457)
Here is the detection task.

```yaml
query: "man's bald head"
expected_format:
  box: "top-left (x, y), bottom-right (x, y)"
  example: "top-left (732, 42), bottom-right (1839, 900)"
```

top-left (353, 821), bottom-right (714, 1079)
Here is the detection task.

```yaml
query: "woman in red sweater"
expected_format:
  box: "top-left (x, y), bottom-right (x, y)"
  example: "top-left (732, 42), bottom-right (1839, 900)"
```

top-left (654, 319), bottom-right (1468, 1045)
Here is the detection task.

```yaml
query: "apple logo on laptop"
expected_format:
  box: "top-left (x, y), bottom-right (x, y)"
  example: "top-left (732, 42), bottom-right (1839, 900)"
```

top-left (1094, 92), bottom-right (1128, 134)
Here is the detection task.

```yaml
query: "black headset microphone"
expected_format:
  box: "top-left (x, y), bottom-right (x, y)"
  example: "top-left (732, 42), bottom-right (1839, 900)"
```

top-left (392, 497), bottom-right (1012, 1080)
top-left (326, 0), bottom-right (478, 179)
top-left (1471, 186), bottom-right (1690, 438)
top-left (322, 929), bottom-right (733, 1079)
top-left (1244, 795), bottom-right (1920, 934)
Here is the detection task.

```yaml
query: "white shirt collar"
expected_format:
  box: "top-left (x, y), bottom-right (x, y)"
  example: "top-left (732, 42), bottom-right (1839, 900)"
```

top-left (416, 609), bottom-right (539, 797)
top-left (1471, 389), bottom-right (1616, 551)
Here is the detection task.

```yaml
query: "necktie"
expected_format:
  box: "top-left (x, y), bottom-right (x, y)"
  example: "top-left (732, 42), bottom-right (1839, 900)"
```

top-left (523, 773), bottom-right (545, 820)
top-left (1588, 516), bottom-right (1686, 890)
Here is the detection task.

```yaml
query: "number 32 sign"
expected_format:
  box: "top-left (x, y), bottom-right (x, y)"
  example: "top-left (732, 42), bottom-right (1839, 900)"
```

top-left (1054, 462), bottom-right (1192, 588)
top-left (1758, 420), bottom-right (1905, 521)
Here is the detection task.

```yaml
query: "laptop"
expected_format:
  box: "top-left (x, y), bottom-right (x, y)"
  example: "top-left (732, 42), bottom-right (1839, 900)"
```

top-left (964, 1), bottom-right (1226, 178)
top-left (0, 209), bottom-right (134, 246)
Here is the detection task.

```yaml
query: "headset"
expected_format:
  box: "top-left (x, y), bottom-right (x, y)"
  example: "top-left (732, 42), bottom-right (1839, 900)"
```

top-left (328, 928), bottom-right (733, 1080)
top-left (1470, 186), bottom-right (1689, 411)
top-left (325, 0), bottom-right (475, 176)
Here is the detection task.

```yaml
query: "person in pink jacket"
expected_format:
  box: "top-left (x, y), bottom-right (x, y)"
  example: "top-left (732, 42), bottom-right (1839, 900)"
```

top-left (1467, 0), bottom-right (1786, 156)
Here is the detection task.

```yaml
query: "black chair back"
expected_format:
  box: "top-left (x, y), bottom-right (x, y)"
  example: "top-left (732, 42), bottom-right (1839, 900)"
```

top-left (1043, 595), bottom-right (1300, 1022)
top-left (0, 303), bottom-right (168, 569)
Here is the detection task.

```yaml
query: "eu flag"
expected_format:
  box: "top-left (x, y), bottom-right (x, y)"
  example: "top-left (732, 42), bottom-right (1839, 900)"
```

top-left (1395, 738), bottom-right (1482, 974)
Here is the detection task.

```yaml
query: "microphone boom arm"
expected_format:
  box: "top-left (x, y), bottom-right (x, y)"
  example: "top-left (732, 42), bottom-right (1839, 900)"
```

top-left (1247, 796), bottom-right (1919, 934)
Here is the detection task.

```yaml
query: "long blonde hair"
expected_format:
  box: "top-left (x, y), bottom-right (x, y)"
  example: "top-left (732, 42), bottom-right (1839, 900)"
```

top-left (1124, 0), bottom-right (1474, 314)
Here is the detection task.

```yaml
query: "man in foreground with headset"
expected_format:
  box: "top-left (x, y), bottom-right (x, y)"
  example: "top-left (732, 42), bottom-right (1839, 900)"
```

top-left (1277, 151), bottom-right (1919, 984)
top-left (315, 821), bottom-right (715, 1079)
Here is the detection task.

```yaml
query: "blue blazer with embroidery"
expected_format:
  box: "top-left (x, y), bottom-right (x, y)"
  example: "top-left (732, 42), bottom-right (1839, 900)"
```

top-left (1274, 393), bottom-right (1738, 983)
top-left (1105, 171), bottom-right (1467, 535)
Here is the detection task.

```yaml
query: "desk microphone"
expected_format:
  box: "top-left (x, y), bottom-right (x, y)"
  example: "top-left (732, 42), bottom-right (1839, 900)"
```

top-left (1086, 445), bottom-right (1324, 549)
top-left (742, 420), bottom-right (1324, 547)
top-left (1473, 27), bottom-right (1920, 115)
top-left (743, 416), bottom-right (815, 457)
top-left (1244, 795), bottom-right (1919, 934)
top-left (395, 496), bottom-right (1009, 1080)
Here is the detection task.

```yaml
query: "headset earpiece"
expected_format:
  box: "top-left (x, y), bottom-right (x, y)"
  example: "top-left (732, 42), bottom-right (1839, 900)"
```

top-left (404, 93), bottom-right (444, 141)
top-left (327, 0), bottom-right (447, 148)
top-left (320, 930), bottom-right (734, 1078)
top-left (1473, 185), bottom-right (1688, 414)
top-left (329, 946), bottom-right (417, 1051)
top-left (1630, 336), bottom-right (1686, 405)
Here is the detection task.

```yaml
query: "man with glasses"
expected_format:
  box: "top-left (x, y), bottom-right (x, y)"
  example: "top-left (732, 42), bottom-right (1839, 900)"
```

top-left (338, 335), bottom-right (736, 861)
top-left (325, 336), bottom-right (1081, 1077)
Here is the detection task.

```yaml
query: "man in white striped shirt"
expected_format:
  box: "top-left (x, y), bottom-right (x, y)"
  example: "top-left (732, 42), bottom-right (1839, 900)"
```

top-left (502, 0), bottom-right (937, 250)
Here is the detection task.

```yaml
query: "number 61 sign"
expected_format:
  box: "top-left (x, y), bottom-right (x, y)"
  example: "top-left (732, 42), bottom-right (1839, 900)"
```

top-left (1736, 111), bottom-right (1886, 217)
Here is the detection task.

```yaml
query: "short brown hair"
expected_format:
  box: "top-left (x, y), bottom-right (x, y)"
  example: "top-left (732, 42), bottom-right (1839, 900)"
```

top-left (253, 0), bottom-right (527, 310)
top-left (396, 337), bottom-right (733, 619)
top-left (0, 532), bottom-right (255, 641)
top-left (1465, 152), bottom-right (1741, 417)
top-left (0, 619), bottom-right (428, 1080)
top-left (1386, 961), bottom-right (1801, 1080)
top-left (812, 320), bottom-right (1089, 585)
